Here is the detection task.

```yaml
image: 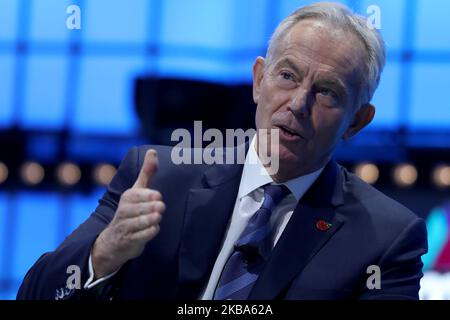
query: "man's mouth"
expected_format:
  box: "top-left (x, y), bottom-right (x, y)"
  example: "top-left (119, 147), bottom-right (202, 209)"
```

top-left (277, 125), bottom-right (303, 140)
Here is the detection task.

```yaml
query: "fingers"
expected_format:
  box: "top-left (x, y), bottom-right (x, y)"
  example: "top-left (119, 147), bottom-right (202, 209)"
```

top-left (121, 188), bottom-right (162, 204)
top-left (133, 149), bottom-right (159, 189)
top-left (131, 225), bottom-right (160, 242)
top-left (104, 148), bottom-right (164, 261)
top-left (114, 212), bottom-right (161, 238)
top-left (119, 201), bottom-right (166, 218)
top-left (132, 212), bottom-right (163, 231)
top-left (97, 150), bottom-right (164, 268)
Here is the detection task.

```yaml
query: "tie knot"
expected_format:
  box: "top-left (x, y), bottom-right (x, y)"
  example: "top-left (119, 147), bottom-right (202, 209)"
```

top-left (261, 184), bottom-right (290, 211)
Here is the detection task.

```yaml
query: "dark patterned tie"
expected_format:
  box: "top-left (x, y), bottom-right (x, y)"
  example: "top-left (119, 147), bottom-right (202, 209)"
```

top-left (213, 184), bottom-right (290, 300)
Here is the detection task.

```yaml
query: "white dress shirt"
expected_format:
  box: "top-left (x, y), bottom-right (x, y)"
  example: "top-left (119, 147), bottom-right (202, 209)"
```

top-left (199, 137), bottom-right (323, 299)
top-left (85, 136), bottom-right (324, 296)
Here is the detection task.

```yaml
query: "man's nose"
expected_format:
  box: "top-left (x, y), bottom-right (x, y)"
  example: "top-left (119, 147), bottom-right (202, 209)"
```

top-left (287, 87), bottom-right (312, 118)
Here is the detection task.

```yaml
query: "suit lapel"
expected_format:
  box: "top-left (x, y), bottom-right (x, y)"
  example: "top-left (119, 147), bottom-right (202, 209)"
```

top-left (176, 160), bottom-right (244, 299)
top-left (248, 160), bottom-right (347, 299)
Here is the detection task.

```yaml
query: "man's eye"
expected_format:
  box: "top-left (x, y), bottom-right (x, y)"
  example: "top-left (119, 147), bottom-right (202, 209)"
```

top-left (317, 88), bottom-right (337, 98)
top-left (280, 71), bottom-right (294, 81)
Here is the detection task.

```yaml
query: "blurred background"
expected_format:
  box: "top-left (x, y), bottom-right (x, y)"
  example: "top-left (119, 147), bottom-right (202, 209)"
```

top-left (0, 0), bottom-right (449, 300)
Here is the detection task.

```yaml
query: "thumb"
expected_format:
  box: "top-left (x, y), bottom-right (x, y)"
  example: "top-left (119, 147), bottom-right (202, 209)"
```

top-left (133, 149), bottom-right (158, 188)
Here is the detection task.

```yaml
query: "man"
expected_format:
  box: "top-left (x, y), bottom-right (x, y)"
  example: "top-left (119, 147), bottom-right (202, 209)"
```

top-left (17, 2), bottom-right (427, 300)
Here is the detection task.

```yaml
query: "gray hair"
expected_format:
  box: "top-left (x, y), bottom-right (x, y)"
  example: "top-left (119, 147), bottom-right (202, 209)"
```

top-left (265, 2), bottom-right (386, 105)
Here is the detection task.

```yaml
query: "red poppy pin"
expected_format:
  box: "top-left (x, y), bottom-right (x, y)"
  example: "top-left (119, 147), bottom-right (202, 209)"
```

top-left (316, 220), bottom-right (332, 231)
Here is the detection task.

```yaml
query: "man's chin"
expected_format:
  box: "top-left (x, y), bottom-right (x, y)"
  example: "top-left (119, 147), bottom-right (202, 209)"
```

top-left (276, 145), bottom-right (325, 176)
top-left (268, 147), bottom-right (299, 173)
top-left (276, 144), bottom-right (302, 163)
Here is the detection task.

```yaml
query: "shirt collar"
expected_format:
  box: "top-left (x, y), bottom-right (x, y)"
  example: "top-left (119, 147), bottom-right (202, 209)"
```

top-left (238, 135), bottom-right (324, 201)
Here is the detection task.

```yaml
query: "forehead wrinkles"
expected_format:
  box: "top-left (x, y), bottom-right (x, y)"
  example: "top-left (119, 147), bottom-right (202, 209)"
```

top-left (276, 20), bottom-right (366, 86)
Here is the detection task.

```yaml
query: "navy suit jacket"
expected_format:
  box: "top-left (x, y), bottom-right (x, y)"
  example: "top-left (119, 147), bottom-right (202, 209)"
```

top-left (17, 145), bottom-right (428, 300)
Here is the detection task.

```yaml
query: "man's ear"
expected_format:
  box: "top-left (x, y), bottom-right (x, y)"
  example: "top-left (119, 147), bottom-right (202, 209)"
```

top-left (252, 56), bottom-right (265, 104)
top-left (343, 103), bottom-right (375, 140)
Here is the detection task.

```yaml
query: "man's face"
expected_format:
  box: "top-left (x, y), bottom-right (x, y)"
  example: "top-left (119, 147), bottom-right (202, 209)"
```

top-left (253, 19), bottom-right (374, 181)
